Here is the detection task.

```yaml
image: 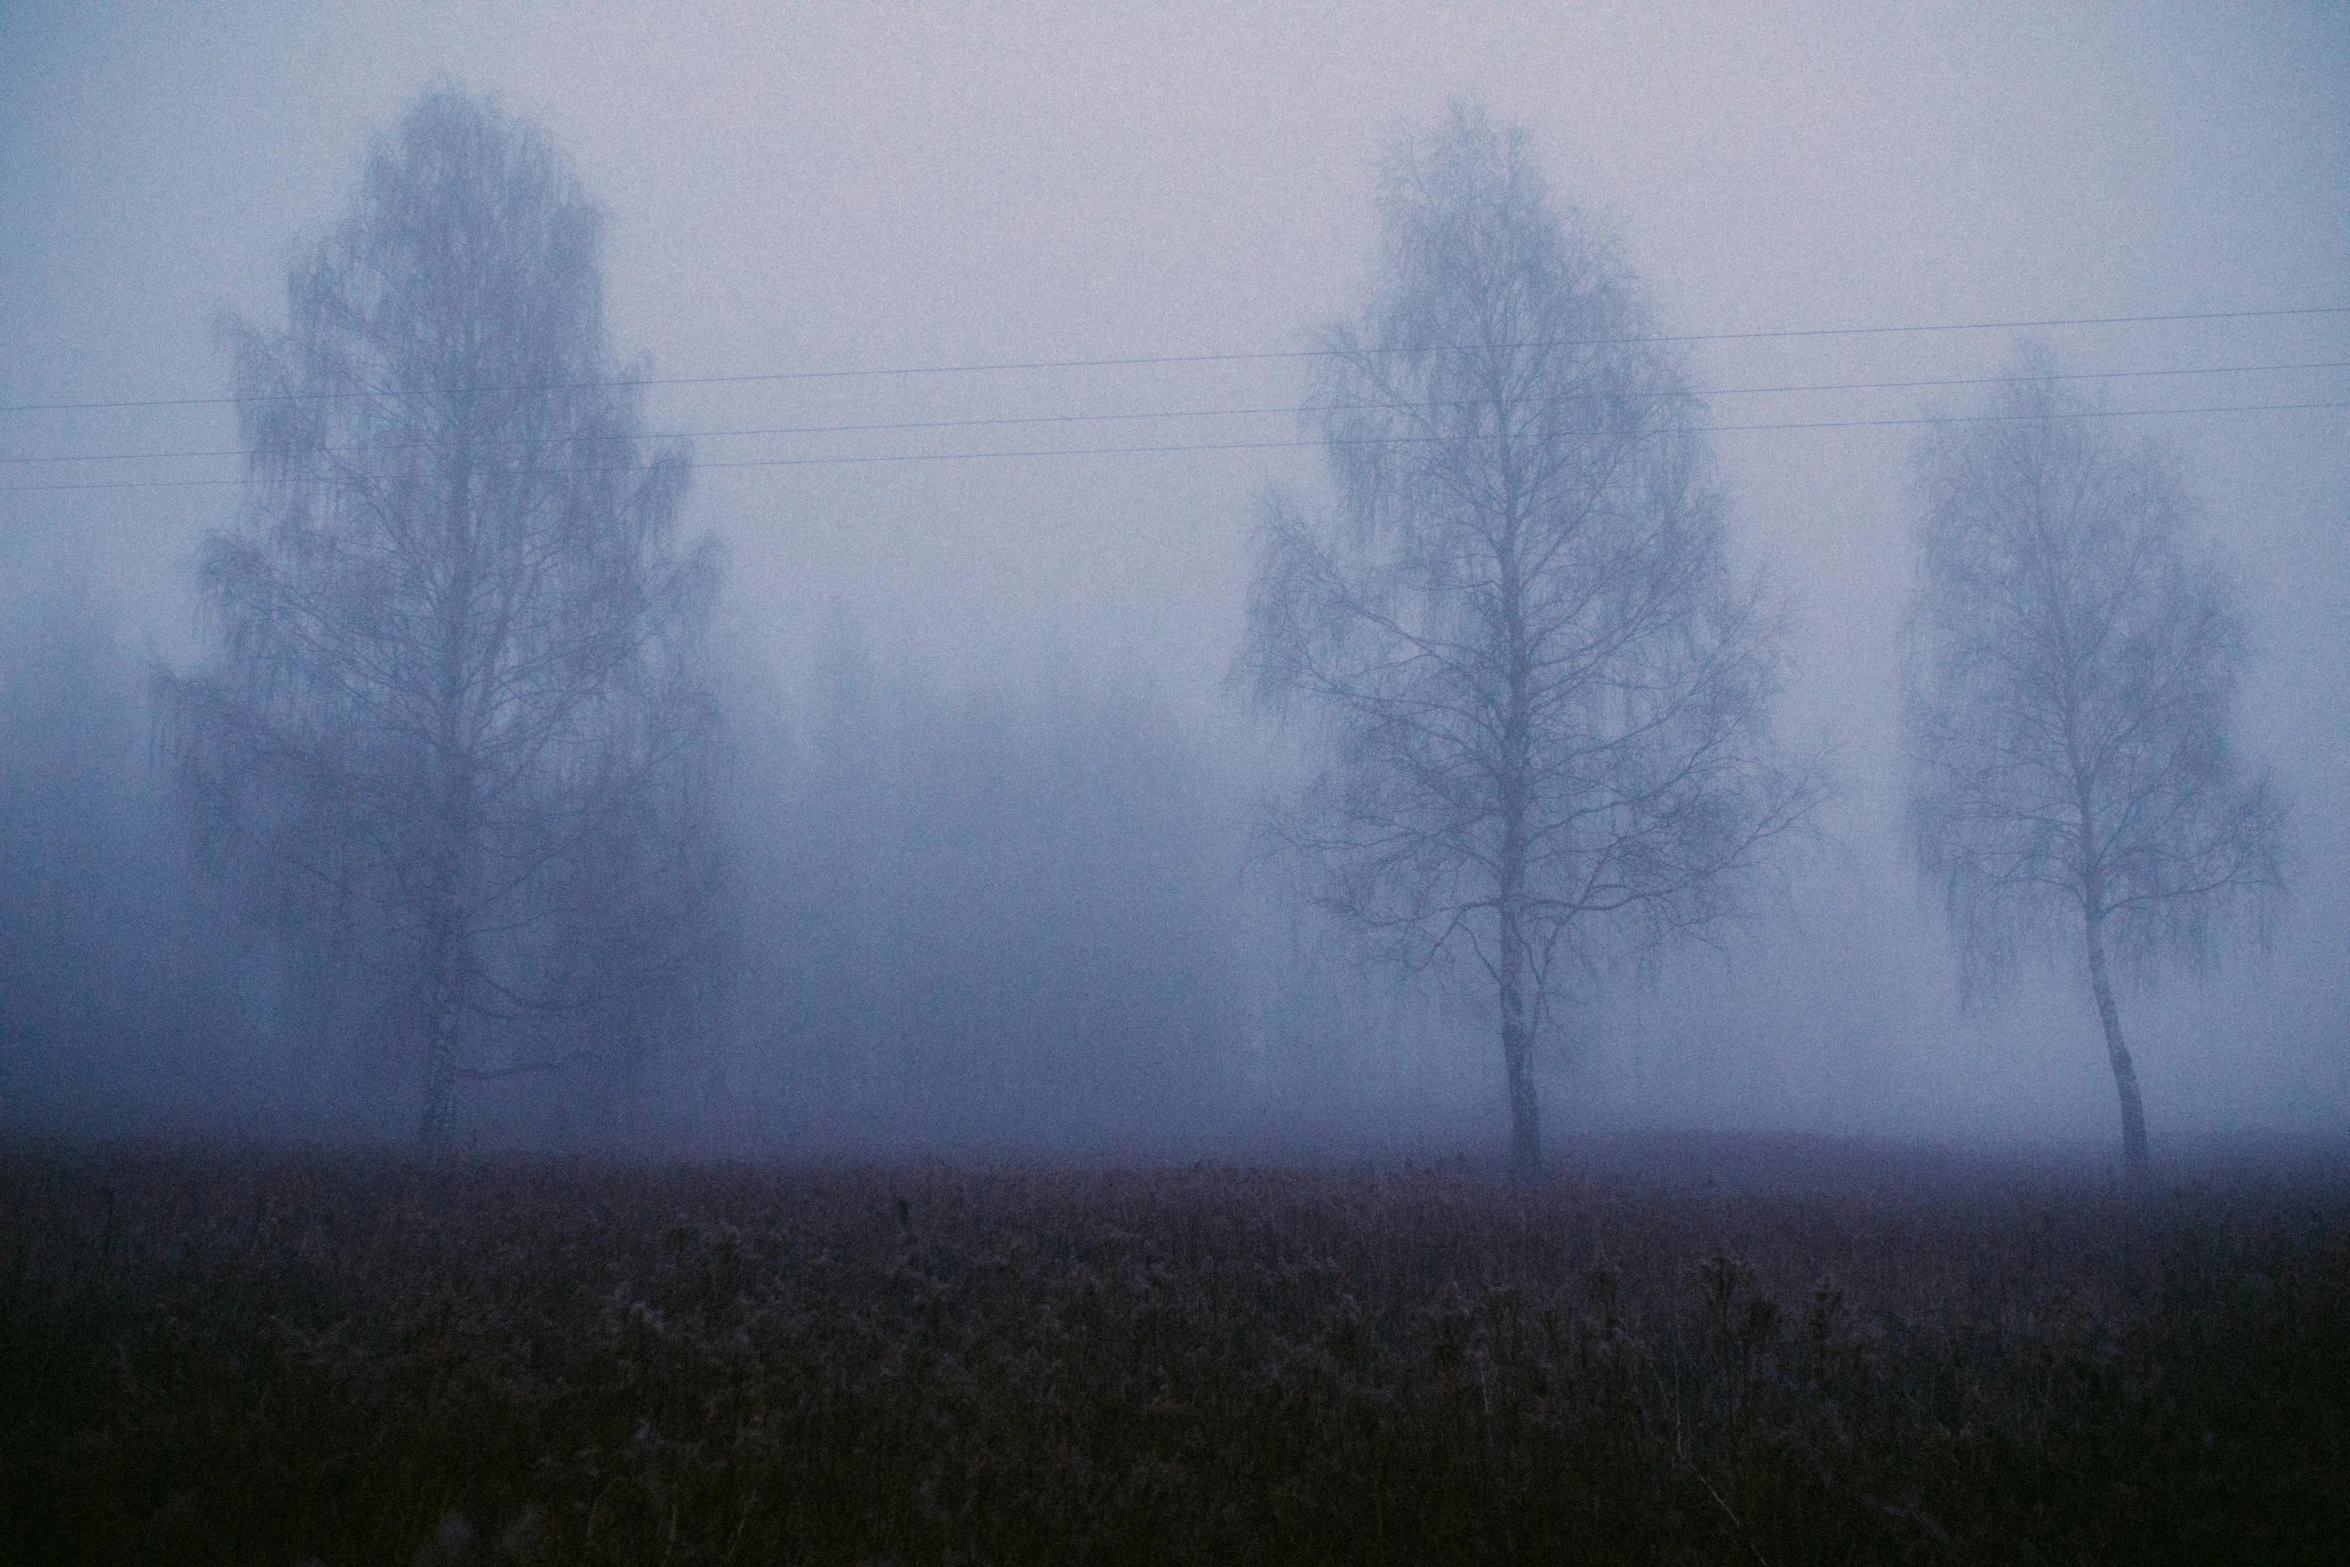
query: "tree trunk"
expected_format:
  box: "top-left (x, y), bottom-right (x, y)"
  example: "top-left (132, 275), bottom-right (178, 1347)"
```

top-left (420, 449), bottom-right (477, 1153)
top-left (1497, 513), bottom-right (1540, 1182)
top-left (1498, 897), bottom-right (1540, 1181)
top-left (417, 900), bottom-right (466, 1151)
top-left (2083, 911), bottom-right (2150, 1184)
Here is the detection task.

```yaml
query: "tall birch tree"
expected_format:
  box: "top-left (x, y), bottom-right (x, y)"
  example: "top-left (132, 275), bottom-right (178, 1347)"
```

top-left (1905, 347), bottom-right (2283, 1182)
top-left (1241, 106), bottom-right (1813, 1178)
top-left (162, 91), bottom-right (722, 1148)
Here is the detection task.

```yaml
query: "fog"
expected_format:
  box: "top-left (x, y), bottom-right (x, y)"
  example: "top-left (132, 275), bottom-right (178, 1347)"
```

top-left (3, 3), bottom-right (2345, 1168)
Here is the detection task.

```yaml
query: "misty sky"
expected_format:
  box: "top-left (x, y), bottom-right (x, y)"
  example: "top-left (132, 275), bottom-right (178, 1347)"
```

top-left (3, 2), bottom-right (2345, 1151)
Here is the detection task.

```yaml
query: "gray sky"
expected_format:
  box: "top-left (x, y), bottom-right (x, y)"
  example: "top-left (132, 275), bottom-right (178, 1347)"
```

top-left (4, 1), bottom-right (2345, 1147)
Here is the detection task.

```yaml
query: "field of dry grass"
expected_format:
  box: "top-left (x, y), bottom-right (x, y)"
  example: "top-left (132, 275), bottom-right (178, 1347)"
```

top-left (3, 1136), bottom-right (2344, 1563)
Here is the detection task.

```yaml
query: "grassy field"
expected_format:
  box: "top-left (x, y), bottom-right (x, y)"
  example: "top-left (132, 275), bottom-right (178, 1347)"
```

top-left (2, 1136), bottom-right (2345, 1563)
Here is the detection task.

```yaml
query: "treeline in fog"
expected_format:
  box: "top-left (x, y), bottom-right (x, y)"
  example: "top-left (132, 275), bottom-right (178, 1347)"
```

top-left (0, 89), bottom-right (2307, 1175)
top-left (723, 631), bottom-right (1247, 1154)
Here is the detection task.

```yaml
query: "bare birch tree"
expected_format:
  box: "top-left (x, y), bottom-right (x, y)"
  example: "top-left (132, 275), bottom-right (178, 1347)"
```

top-left (161, 91), bottom-right (723, 1149)
top-left (1904, 347), bottom-right (2283, 1182)
top-left (1241, 106), bottom-right (1815, 1179)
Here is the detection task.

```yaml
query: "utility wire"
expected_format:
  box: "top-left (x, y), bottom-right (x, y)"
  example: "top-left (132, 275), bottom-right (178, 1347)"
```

top-left (6, 358), bottom-right (2346, 468)
top-left (3, 304), bottom-right (2344, 416)
top-left (6, 398), bottom-right (2343, 494)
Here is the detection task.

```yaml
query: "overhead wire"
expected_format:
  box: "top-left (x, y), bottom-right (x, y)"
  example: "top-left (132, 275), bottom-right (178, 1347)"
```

top-left (1, 302), bottom-right (2341, 494)
top-left (3, 303), bottom-right (2345, 416)
top-left (4, 357), bottom-right (2346, 470)
top-left (5, 399), bottom-right (2344, 494)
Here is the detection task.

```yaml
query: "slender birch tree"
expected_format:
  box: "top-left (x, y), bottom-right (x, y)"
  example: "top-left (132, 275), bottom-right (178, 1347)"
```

top-left (162, 91), bottom-right (723, 1148)
top-left (1241, 105), bottom-right (1814, 1178)
top-left (1904, 347), bottom-right (2282, 1182)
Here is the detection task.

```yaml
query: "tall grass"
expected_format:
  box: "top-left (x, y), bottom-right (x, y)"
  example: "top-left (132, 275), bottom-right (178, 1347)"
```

top-left (3, 1139), bottom-right (2343, 1562)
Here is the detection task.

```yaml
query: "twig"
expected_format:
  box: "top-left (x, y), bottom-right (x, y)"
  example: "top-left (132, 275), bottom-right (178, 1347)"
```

top-left (1692, 1466), bottom-right (1770, 1567)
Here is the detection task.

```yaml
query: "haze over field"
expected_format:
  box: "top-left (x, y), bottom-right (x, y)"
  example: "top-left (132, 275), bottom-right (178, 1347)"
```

top-left (2, 2), bottom-right (2344, 1166)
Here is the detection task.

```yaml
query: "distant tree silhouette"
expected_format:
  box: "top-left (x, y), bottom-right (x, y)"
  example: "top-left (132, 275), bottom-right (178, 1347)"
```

top-left (1904, 346), bottom-right (2282, 1182)
top-left (161, 91), bottom-right (724, 1148)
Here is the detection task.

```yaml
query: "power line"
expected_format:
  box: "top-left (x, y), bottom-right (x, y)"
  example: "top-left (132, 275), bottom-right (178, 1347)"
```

top-left (1697, 400), bottom-right (2348, 435)
top-left (3, 304), bottom-right (2344, 417)
top-left (8, 357), bottom-right (2345, 468)
top-left (6, 398), bottom-right (2342, 494)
